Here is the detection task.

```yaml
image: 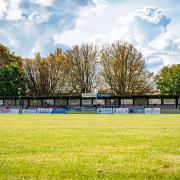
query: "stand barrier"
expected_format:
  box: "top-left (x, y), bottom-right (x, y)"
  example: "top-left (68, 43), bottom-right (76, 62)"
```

top-left (0, 107), bottom-right (175, 114)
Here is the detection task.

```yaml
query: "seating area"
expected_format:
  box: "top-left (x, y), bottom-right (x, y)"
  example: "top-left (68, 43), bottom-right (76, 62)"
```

top-left (0, 95), bottom-right (179, 110)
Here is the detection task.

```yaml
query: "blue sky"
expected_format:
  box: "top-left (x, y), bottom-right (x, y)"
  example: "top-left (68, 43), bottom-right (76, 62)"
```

top-left (0, 0), bottom-right (180, 72)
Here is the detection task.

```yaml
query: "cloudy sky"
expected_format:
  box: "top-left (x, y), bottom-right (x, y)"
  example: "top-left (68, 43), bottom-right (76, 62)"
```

top-left (0, 0), bottom-right (180, 72)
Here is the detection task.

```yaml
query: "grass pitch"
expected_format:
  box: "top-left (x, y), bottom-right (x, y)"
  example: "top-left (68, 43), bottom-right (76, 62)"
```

top-left (0, 114), bottom-right (179, 179)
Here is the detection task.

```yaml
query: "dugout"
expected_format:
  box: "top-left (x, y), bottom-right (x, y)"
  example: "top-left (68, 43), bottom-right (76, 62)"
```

top-left (0, 94), bottom-right (179, 109)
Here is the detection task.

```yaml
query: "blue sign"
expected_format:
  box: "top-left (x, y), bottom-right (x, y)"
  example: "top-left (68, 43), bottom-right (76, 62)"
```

top-left (52, 108), bottom-right (68, 114)
top-left (97, 93), bottom-right (112, 98)
top-left (66, 108), bottom-right (81, 114)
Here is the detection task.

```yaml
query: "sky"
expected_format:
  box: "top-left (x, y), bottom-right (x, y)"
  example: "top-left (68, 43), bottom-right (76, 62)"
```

top-left (0, 0), bottom-right (180, 72)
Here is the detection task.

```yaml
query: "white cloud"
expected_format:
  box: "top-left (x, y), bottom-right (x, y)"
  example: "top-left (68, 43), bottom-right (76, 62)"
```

top-left (146, 56), bottom-right (164, 72)
top-left (0, 0), bottom-right (179, 71)
top-left (0, 0), bottom-right (53, 22)
top-left (0, 0), bottom-right (23, 21)
top-left (25, 11), bottom-right (50, 23)
top-left (54, 0), bottom-right (108, 46)
top-left (0, 0), bottom-right (7, 19)
top-left (0, 0), bottom-right (91, 57)
top-left (150, 32), bottom-right (180, 55)
top-left (30, 29), bottom-right (54, 56)
top-left (30, 0), bottom-right (54, 7)
top-left (94, 6), bottom-right (170, 46)
top-left (54, 4), bottom-right (179, 71)
top-left (80, 0), bottom-right (107, 17)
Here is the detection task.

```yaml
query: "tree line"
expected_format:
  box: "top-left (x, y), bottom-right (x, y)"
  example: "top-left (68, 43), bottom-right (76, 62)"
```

top-left (0, 41), bottom-right (179, 97)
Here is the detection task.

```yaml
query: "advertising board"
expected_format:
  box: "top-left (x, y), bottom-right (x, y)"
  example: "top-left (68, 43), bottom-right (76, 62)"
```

top-left (129, 108), bottom-right (145, 114)
top-left (163, 99), bottom-right (176, 105)
top-left (121, 99), bottom-right (133, 105)
top-left (97, 108), bottom-right (112, 114)
top-left (22, 109), bottom-right (37, 114)
top-left (97, 93), bottom-right (112, 98)
top-left (0, 108), bottom-right (19, 114)
top-left (37, 108), bottom-right (53, 114)
top-left (82, 93), bottom-right (97, 98)
top-left (145, 108), bottom-right (160, 114)
top-left (113, 108), bottom-right (129, 114)
top-left (52, 108), bottom-right (68, 114)
top-left (81, 108), bottom-right (96, 114)
top-left (82, 99), bottom-right (92, 106)
top-left (0, 100), bottom-right (3, 106)
top-left (65, 108), bottom-right (81, 114)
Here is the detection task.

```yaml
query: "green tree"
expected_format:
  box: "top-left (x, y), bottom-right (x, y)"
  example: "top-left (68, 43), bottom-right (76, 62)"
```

top-left (66, 44), bottom-right (98, 94)
top-left (0, 63), bottom-right (26, 96)
top-left (100, 41), bottom-right (154, 95)
top-left (0, 44), bottom-right (22, 67)
top-left (24, 49), bottom-right (69, 96)
top-left (155, 64), bottom-right (180, 95)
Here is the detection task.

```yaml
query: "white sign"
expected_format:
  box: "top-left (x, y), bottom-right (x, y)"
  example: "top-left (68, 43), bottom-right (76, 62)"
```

top-left (145, 108), bottom-right (160, 114)
top-left (97, 108), bottom-right (112, 114)
top-left (82, 93), bottom-right (97, 98)
top-left (37, 108), bottom-right (53, 114)
top-left (22, 109), bottom-right (37, 114)
top-left (149, 99), bottom-right (161, 105)
top-left (121, 99), bottom-right (133, 105)
top-left (0, 108), bottom-right (19, 114)
top-left (0, 100), bottom-right (3, 106)
top-left (93, 99), bottom-right (105, 105)
top-left (113, 108), bottom-right (129, 114)
top-left (163, 99), bottom-right (176, 105)
top-left (82, 99), bottom-right (92, 105)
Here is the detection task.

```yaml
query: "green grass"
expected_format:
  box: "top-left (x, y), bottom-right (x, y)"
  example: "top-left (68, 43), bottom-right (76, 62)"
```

top-left (0, 114), bottom-right (180, 179)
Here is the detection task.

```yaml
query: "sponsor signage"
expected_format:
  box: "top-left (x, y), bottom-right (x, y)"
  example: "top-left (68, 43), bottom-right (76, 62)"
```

top-left (52, 108), bottom-right (96, 114)
top-left (129, 108), bottom-right (145, 114)
top-left (97, 93), bottom-right (112, 98)
top-left (163, 99), bottom-right (176, 105)
top-left (22, 109), bottom-right (37, 114)
top-left (0, 108), bottom-right (19, 114)
top-left (81, 108), bottom-right (96, 114)
top-left (52, 108), bottom-right (68, 114)
top-left (82, 99), bottom-right (92, 105)
top-left (97, 108), bottom-right (112, 114)
top-left (66, 108), bottom-right (81, 114)
top-left (82, 93), bottom-right (97, 98)
top-left (145, 108), bottom-right (160, 114)
top-left (0, 100), bottom-right (3, 106)
top-left (37, 108), bottom-right (53, 114)
top-left (113, 108), bottom-right (129, 114)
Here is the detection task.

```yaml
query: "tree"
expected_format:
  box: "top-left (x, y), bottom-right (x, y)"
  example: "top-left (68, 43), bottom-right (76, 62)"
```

top-left (0, 63), bottom-right (26, 96)
top-left (66, 44), bottom-right (98, 94)
top-left (0, 44), bottom-right (22, 67)
top-left (24, 49), bottom-right (69, 96)
top-left (100, 41), bottom-right (154, 95)
top-left (155, 64), bottom-right (180, 95)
